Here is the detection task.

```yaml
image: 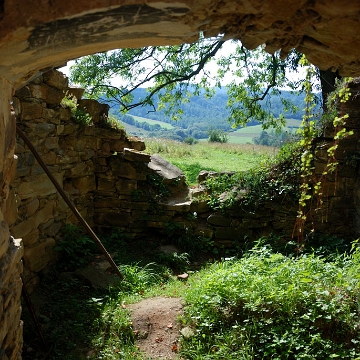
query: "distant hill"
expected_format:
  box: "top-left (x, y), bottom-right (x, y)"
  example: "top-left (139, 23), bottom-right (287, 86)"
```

top-left (103, 87), bottom-right (311, 143)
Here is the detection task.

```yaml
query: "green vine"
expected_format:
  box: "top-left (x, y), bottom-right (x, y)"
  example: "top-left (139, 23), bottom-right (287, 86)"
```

top-left (294, 55), bottom-right (353, 249)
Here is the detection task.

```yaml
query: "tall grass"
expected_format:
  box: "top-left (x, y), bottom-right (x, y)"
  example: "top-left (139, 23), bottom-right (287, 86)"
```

top-left (182, 242), bottom-right (360, 359)
top-left (144, 138), bottom-right (276, 184)
top-left (26, 237), bottom-right (360, 359)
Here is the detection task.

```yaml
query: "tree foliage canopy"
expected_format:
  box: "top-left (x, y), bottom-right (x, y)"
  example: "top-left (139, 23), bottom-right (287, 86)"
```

top-left (70, 35), bottom-right (318, 130)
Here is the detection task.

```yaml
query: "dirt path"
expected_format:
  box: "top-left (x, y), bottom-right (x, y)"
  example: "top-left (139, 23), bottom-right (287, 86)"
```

top-left (128, 297), bottom-right (184, 359)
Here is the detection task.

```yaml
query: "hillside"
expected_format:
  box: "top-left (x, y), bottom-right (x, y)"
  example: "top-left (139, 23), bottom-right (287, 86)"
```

top-left (106, 87), bottom-right (309, 144)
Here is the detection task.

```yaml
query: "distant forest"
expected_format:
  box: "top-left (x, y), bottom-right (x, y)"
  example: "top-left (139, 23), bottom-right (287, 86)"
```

top-left (105, 87), bottom-right (314, 142)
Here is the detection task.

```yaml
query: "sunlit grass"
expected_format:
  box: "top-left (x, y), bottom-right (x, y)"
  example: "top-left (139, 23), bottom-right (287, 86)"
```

top-left (144, 137), bottom-right (277, 184)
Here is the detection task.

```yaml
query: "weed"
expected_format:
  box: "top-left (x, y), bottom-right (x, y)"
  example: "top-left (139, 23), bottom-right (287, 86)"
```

top-left (54, 224), bottom-right (96, 269)
top-left (181, 243), bottom-right (360, 359)
top-left (99, 114), bottom-right (124, 131)
top-left (154, 252), bottom-right (190, 273)
top-left (61, 92), bottom-right (92, 126)
top-left (202, 140), bottom-right (302, 212)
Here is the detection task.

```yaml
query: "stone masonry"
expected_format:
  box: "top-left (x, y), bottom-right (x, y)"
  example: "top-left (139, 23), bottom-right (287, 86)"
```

top-left (10, 70), bottom-right (360, 301)
top-left (2, 2), bottom-right (360, 359)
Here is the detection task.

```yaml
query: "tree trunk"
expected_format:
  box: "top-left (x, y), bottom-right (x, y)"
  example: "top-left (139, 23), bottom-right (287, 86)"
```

top-left (319, 68), bottom-right (341, 111)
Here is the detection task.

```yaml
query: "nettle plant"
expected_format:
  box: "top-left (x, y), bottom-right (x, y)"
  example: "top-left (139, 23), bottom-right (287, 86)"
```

top-left (294, 56), bottom-right (353, 246)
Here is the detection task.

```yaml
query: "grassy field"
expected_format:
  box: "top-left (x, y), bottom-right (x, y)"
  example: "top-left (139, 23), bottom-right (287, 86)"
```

top-left (122, 116), bottom-right (302, 145)
top-left (144, 137), bottom-right (276, 184)
top-left (228, 118), bottom-right (301, 144)
top-left (131, 115), bottom-right (175, 129)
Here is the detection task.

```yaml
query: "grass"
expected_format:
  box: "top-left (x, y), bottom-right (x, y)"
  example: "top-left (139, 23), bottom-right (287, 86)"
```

top-left (181, 241), bottom-right (360, 359)
top-left (228, 119), bottom-right (301, 144)
top-left (131, 115), bottom-right (175, 129)
top-left (23, 235), bottom-right (360, 359)
top-left (144, 138), bottom-right (276, 184)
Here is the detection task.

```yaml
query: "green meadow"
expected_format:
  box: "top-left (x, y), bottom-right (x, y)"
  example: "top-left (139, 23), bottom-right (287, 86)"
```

top-left (144, 137), bottom-right (276, 184)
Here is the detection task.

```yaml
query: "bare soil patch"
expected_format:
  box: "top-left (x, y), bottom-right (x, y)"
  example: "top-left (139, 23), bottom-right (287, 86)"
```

top-left (128, 297), bottom-right (184, 359)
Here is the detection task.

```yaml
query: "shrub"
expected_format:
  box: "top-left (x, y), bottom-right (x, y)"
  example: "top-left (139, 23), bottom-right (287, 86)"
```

top-left (54, 224), bottom-right (96, 268)
top-left (208, 129), bottom-right (229, 143)
top-left (183, 136), bottom-right (198, 145)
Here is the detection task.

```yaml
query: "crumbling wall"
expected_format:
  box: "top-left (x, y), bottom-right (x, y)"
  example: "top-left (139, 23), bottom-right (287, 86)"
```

top-left (0, 86), bottom-right (23, 360)
top-left (12, 72), bottom-right (360, 292)
top-left (11, 70), bottom-right (148, 291)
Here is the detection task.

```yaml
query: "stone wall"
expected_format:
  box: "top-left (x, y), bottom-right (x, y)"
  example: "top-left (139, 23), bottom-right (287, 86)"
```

top-left (11, 70), bottom-right (147, 291)
top-left (0, 90), bottom-right (23, 360)
top-left (2, 2), bottom-right (360, 359)
top-left (11, 71), bottom-right (360, 294)
top-left (5, 73), bottom-right (360, 360)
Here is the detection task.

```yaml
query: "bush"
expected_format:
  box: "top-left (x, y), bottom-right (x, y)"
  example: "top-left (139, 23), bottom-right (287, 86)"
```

top-left (208, 129), bottom-right (229, 143)
top-left (183, 136), bottom-right (198, 145)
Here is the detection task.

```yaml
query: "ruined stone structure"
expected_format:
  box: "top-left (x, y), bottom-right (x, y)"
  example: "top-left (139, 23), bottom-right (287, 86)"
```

top-left (2, 1), bottom-right (360, 359)
top-left (10, 69), bottom-right (360, 298)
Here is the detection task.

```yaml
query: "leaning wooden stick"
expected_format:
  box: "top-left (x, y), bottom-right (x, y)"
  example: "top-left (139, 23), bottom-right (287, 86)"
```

top-left (16, 125), bottom-right (124, 280)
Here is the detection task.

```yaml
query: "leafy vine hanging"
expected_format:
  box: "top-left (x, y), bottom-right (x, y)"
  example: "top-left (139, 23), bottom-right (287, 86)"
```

top-left (293, 55), bottom-right (353, 251)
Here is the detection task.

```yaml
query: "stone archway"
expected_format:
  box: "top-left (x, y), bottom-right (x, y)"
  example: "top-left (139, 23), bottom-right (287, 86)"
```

top-left (2, 1), bottom-right (360, 358)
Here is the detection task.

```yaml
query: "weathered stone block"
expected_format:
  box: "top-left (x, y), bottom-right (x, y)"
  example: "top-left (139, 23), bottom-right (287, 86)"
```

top-left (207, 213), bottom-right (232, 226)
top-left (17, 172), bottom-right (63, 199)
top-left (44, 137), bottom-right (59, 150)
top-left (4, 189), bottom-right (18, 227)
top-left (78, 99), bottom-right (109, 123)
top-left (193, 226), bottom-right (214, 238)
top-left (23, 123), bottom-right (55, 138)
top-left (56, 125), bottom-right (65, 135)
top-left (45, 222), bottom-right (62, 237)
top-left (115, 178), bottom-right (137, 195)
top-left (131, 210), bottom-right (148, 222)
top-left (94, 198), bottom-right (121, 208)
top-left (162, 201), bottom-right (191, 213)
top-left (23, 238), bottom-right (56, 272)
top-left (25, 198), bottom-right (39, 217)
top-left (146, 221), bottom-right (167, 228)
top-left (67, 87), bottom-right (85, 100)
top-left (21, 229), bottom-right (40, 246)
top-left (14, 85), bottom-right (31, 100)
top-left (123, 148), bottom-right (151, 163)
top-left (97, 178), bottom-right (116, 192)
top-left (19, 102), bottom-right (43, 121)
top-left (120, 201), bottom-right (150, 210)
top-left (128, 137), bottom-right (146, 151)
top-left (94, 211), bottom-right (130, 227)
top-left (58, 107), bottom-right (71, 121)
top-left (148, 154), bottom-right (185, 184)
top-left (146, 214), bottom-right (173, 222)
top-left (11, 201), bottom-right (54, 238)
top-left (109, 139), bottom-right (128, 152)
top-left (0, 221), bottom-right (10, 259)
top-left (41, 151), bottom-right (57, 165)
top-left (65, 161), bottom-right (93, 178)
top-left (190, 200), bottom-right (210, 214)
top-left (43, 108), bottom-right (60, 124)
top-left (109, 156), bottom-right (143, 180)
top-left (43, 69), bottom-right (68, 90)
top-left (72, 175), bottom-right (96, 195)
top-left (215, 227), bottom-right (247, 240)
top-left (28, 84), bottom-right (64, 105)
top-left (61, 124), bottom-right (81, 136)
